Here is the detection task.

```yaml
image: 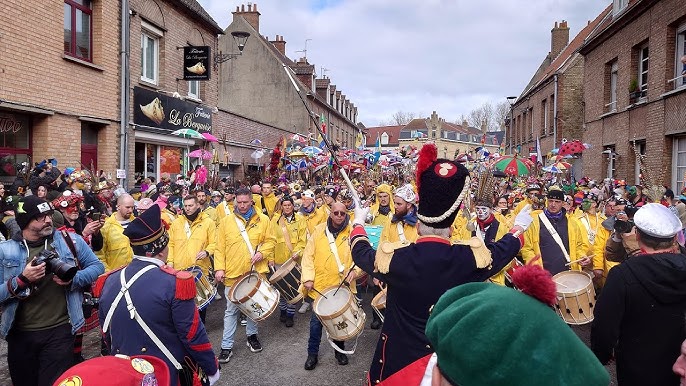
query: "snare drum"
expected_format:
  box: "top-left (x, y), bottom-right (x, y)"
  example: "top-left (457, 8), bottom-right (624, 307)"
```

top-left (364, 225), bottom-right (383, 249)
top-left (552, 271), bottom-right (596, 325)
top-left (268, 258), bottom-right (303, 305)
top-left (313, 285), bottom-right (366, 343)
top-left (186, 266), bottom-right (217, 311)
top-left (228, 271), bottom-right (280, 322)
top-left (371, 287), bottom-right (387, 323)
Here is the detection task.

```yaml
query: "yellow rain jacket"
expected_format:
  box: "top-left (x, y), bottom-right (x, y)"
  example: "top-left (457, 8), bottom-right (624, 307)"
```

top-left (215, 201), bottom-right (234, 224)
top-left (301, 222), bottom-right (361, 300)
top-left (215, 210), bottom-right (275, 286)
top-left (450, 215), bottom-right (473, 243)
top-left (167, 211), bottom-right (217, 275)
top-left (494, 211), bottom-right (514, 230)
top-left (299, 205), bottom-right (327, 235)
top-left (370, 184), bottom-right (394, 227)
top-left (255, 193), bottom-right (278, 219)
top-left (575, 211), bottom-right (606, 257)
top-left (380, 219), bottom-right (419, 244)
top-left (96, 214), bottom-right (134, 271)
top-left (592, 225), bottom-right (619, 287)
top-left (521, 211), bottom-right (589, 272)
top-left (202, 205), bottom-right (218, 225)
top-left (271, 213), bottom-right (307, 265)
top-left (160, 206), bottom-right (177, 228)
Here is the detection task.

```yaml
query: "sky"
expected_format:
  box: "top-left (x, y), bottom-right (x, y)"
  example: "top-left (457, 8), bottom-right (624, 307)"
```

top-left (197, 0), bottom-right (610, 126)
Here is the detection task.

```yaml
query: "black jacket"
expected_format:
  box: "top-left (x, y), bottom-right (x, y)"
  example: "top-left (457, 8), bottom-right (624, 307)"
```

top-left (591, 252), bottom-right (686, 386)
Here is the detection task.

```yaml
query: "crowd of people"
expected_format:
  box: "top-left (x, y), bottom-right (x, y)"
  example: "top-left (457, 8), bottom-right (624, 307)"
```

top-left (1, 146), bottom-right (686, 385)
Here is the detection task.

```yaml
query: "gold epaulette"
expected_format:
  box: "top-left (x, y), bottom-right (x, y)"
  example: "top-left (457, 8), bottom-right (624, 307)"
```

top-left (453, 237), bottom-right (493, 269)
top-left (375, 240), bottom-right (410, 274)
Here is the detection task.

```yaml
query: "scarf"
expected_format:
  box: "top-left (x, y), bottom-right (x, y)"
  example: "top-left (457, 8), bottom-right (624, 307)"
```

top-left (281, 212), bottom-right (295, 223)
top-left (327, 215), bottom-right (349, 239)
top-left (378, 205), bottom-right (391, 216)
top-left (544, 208), bottom-right (565, 221)
top-left (300, 203), bottom-right (316, 215)
top-left (26, 236), bottom-right (52, 248)
top-left (237, 206), bottom-right (255, 222)
top-left (476, 213), bottom-right (496, 230)
top-left (391, 207), bottom-right (418, 226)
top-left (185, 208), bottom-right (201, 223)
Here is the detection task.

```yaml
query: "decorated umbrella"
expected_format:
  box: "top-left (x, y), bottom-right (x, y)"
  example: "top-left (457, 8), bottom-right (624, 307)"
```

top-left (493, 155), bottom-right (530, 176)
top-left (455, 153), bottom-right (474, 163)
top-left (188, 149), bottom-right (212, 159)
top-left (171, 128), bottom-right (204, 139)
top-left (542, 165), bottom-right (563, 174)
top-left (289, 150), bottom-right (307, 159)
top-left (553, 161), bottom-right (572, 170)
top-left (251, 149), bottom-right (265, 160)
top-left (250, 139), bottom-right (263, 145)
top-left (202, 132), bottom-right (218, 142)
top-left (558, 140), bottom-right (588, 156)
top-left (302, 146), bottom-right (323, 156)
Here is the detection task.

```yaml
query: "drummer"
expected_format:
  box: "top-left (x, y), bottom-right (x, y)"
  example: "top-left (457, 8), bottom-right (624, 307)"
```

top-left (299, 189), bottom-right (327, 235)
top-left (166, 195), bottom-right (216, 322)
top-left (301, 202), bottom-right (363, 371)
top-left (271, 194), bottom-right (307, 327)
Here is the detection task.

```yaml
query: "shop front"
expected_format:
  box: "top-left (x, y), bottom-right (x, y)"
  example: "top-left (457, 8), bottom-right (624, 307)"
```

top-left (0, 111), bottom-right (33, 184)
top-left (132, 86), bottom-right (213, 184)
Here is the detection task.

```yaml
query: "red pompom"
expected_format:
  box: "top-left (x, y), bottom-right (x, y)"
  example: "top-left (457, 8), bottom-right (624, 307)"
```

top-left (510, 263), bottom-right (557, 306)
top-left (415, 143), bottom-right (438, 191)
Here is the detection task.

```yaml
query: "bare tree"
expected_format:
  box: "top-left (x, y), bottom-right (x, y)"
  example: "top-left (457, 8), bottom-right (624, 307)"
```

top-left (467, 102), bottom-right (494, 131)
top-left (391, 111), bottom-right (417, 125)
top-left (494, 101), bottom-right (510, 131)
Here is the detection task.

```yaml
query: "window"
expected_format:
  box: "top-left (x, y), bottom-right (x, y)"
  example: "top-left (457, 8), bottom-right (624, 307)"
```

top-left (633, 141), bottom-right (645, 184)
top-left (613, 0), bottom-right (628, 16)
top-left (638, 45), bottom-right (649, 97)
top-left (141, 21), bottom-right (162, 84)
top-left (0, 112), bottom-right (32, 182)
top-left (188, 81), bottom-right (199, 99)
top-left (674, 24), bottom-right (686, 89)
top-left (541, 99), bottom-right (548, 135)
top-left (606, 60), bottom-right (618, 112)
top-left (64, 0), bottom-right (92, 61)
top-left (673, 138), bottom-right (686, 193)
top-left (381, 132), bottom-right (389, 145)
top-left (605, 145), bottom-right (616, 179)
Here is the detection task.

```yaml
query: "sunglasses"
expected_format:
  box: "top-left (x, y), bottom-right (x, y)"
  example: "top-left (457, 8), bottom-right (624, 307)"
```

top-left (332, 211), bottom-right (346, 216)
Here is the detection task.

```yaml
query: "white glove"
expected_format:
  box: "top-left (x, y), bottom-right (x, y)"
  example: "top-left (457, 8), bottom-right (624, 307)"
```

top-left (208, 370), bottom-right (221, 386)
top-left (353, 205), bottom-right (369, 226)
top-left (513, 204), bottom-right (533, 231)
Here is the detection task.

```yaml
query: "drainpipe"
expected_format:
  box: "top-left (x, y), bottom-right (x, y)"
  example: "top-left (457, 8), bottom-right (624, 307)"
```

top-left (119, 0), bottom-right (131, 188)
top-left (553, 73), bottom-right (559, 147)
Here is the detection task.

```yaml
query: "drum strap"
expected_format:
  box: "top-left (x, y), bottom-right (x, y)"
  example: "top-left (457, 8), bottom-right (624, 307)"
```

top-left (580, 213), bottom-right (598, 244)
top-left (223, 202), bottom-right (231, 216)
top-left (234, 215), bottom-right (255, 257)
top-left (325, 227), bottom-right (345, 274)
top-left (280, 217), bottom-right (293, 253)
top-left (396, 222), bottom-right (407, 243)
top-left (538, 212), bottom-right (571, 262)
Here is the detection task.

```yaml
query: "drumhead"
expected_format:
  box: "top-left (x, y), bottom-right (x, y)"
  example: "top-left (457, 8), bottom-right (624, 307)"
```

top-left (233, 273), bottom-right (261, 300)
top-left (315, 286), bottom-right (352, 317)
top-left (269, 258), bottom-right (296, 283)
top-left (553, 271), bottom-right (591, 293)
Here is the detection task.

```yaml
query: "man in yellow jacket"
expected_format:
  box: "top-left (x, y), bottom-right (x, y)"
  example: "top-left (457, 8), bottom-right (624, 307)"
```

top-left (299, 189), bottom-right (327, 235)
top-left (370, 184), bottom-right (394, 227)
top-left (96, 194), bottom-right (134, 271)
top-left (271, 195), bottom-right (307, 327)
top-left (167, 195), bottom-right (217, 321)
top-left (255, 181), bottom-right (278, 219)
top-left (215, 187), bottom-right (235, 224)
top-left (214, 188), bottom-right (275, 364)
top-left (195, 189), bottom-right (218, 225)
top-left (521, 188), bottom-right (590, 274)
top-left (380, 184), bottom-right (419, 244)
top-left (302, 202), bottom-right (361, 370)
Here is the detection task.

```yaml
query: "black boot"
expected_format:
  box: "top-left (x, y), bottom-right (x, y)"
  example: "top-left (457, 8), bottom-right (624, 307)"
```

top-left (371, 311), bottom-right (383, 330)
top-left (279, 310), bottom-right (287, 323)
top-left (285, 314), bottom-right (294, 327)
top-left (304, 354), bottom-right (318, 370)
top-left (334, 341), bottom-right (348, 365)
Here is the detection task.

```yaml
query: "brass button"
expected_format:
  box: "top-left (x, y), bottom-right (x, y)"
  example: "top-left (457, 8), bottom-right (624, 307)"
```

top-left (381, 336), bottom-right (386, 341)
top-left (426, 344), bottom-right (431, 349)
top-left (141, 347), bottom-right (147, 352)
top-left (379, 359), bottom-right (383, 363)
top-left (375, 381), bottom-right (380, 384)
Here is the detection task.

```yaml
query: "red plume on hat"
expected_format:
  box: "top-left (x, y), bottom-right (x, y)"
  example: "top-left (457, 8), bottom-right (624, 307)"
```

top-left (416, 143), bottom-right (437, 191)
top-left (510, 260), bottom-right (557, 307)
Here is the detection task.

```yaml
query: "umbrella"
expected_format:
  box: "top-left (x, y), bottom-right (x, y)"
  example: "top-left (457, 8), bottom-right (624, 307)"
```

top-left (202, 133), bottom-right (218, 142)
top-left (188, 149), bottom-right (212, 160)
top-left (284, 164), bottom-right (298, 171)
top-left (455, 153), bottom-right (474, 163)
top-left (558, 140), bottom-right (588, 156)
top-left (250, 139), bottom-right (263, 145)
top-left (302, 146), bottom-right (323, 156)
top-left (553, 161), bottom-right (572, 170)
top-left (251, 149), bottom-right (265, 160)
top-left (542, 165), bottom-right (563, 174)
top-left (171, 128), bottom-right (203, 139)
top-left (313, 164), bottom-right (327, 173)
top-left (289, 151), bottom-right (307, 159)
top-left (493, 155), bottom-right (530, 176)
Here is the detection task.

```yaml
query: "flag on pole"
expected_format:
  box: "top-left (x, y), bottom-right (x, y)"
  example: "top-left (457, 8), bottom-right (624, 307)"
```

top-left (355, 131), bottom-right (364, 150)
top-left (317, 133), bottom-right (326, 149)
top-left (320, 113), bottom-right (327, 134)
top-left (373, 134), bottom-right (381, 165)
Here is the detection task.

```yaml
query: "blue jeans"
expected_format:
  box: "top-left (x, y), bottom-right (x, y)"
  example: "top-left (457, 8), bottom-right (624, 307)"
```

top-left (221, 287), bottom-right (258, 350)
top-left (308, 313), bottom-right (343, 355)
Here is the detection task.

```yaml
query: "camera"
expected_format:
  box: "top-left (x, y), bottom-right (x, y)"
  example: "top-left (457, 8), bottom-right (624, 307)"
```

top-left (614, 219), bottom-right (635, 234)
top-left (32, 250), bottom-right (78, 282)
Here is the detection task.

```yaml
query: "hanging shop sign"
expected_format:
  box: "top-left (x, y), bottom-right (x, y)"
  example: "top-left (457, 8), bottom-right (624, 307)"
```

top-left (183, 46), bottom-right (211, 81)
top-left (134, 86), bottom-right (212, 132)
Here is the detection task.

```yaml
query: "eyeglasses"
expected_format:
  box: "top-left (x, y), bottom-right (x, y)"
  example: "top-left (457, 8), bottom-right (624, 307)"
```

top-left (332, 211), bottom-right (346, 216)
top-left (35, 211), bottom-right (54, 222)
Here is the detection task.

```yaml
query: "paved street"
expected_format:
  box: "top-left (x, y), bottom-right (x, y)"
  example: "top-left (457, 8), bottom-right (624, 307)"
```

top-left (0, 290), bottom-right (617, 386)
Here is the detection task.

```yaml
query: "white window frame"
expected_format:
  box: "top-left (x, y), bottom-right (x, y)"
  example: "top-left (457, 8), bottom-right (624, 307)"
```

top-left (609, 61), bottom-right (618, 112)
top-left (380, 132), bottom-right (389, 145)
top-left (638, 44), bottom-right (649, 97)
top-left (673, 137), bottom-right (686, 193)
top-left (606, 145), bottom-right (616, 179)
top-left (674, 23), bottom-right (686, 90)
top-left (634, 141), bottom-right (645, 184)
top-left (613, 0), bottom-right (628, 16)
top-left (141, 21), bottom-right (162, 85)
top-left (542, 99), bottom-right (548, 135)
top-left (188, 80), bottom-right (200, 100)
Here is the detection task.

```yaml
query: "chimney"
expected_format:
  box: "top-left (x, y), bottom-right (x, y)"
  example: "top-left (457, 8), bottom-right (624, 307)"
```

top-left (550, 20), bottom-right (570, 59)
top-left (232, 3), bottom-right (261, 32)
top-left (462, 119), bottom-right (468, 132)
top-left (270, 35), bottom-right (286, 56)
top-left (481, 119), bottom-right (487, 134)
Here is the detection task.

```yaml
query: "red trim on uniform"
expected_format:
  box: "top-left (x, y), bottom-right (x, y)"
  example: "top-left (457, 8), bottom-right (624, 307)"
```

top-left (350, 225), bottom-right (368, 239)
top-left (508, 230), bottom-right (524, 247)
top-left (376, 354), bottom-right (434, 386)
top-left (187, 310), bottom-right (200, 340)
top-left (416, 236), bottom-right (451, 245)
top-left (190, 342), bottom-right (213, 351)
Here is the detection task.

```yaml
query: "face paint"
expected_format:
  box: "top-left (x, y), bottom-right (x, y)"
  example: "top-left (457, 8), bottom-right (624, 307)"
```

top-left (475, 206), bottom-right (491, 221)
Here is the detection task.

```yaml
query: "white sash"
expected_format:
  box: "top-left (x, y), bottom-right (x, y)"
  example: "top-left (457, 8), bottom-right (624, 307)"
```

top-left (325, 227), bottom-right (345, 274)
top-left (223, 202), bottom-right (231, 216)
top-left (396, 222), bottom-right (407, 243)
top-left (580, 213), bottom-right (598, 244)
top-left (538, 212), bottom-right (571, 262)
top-left (475, 223), bottom-right (485, 242)
top-left (234, 215), bottom-right (255, 257)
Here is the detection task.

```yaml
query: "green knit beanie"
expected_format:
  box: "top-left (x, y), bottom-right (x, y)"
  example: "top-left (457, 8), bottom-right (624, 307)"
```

top-left (425, 283), bottom-right (609, 386)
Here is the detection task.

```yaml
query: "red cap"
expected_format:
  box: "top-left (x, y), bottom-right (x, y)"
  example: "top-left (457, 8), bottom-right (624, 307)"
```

top-left (53, 355), bottom-right (170, 386)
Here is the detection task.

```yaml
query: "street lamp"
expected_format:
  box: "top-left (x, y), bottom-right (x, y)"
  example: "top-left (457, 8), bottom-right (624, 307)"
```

top-left (214, 31), bottom-right (251, 69)
top-left (506, 96), bottom-right (517, 154)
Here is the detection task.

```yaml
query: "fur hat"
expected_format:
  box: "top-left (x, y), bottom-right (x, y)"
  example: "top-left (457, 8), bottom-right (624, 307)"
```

top-left (415, 143), bottom-right (469, 228)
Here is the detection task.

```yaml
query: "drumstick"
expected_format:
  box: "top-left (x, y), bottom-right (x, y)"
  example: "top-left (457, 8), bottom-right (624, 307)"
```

top-left (333, 262), bottom-right (357, 296)
top-left (565, 254), bottom-right (594, 267)
top-left (248, 244), bottom-right (262, 283)
top-left (310, 287), bottom-right (328, 299)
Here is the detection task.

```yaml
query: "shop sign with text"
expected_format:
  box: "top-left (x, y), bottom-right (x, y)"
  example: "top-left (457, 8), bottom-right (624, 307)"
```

top-left (134, 86), bottom-right (212, 132)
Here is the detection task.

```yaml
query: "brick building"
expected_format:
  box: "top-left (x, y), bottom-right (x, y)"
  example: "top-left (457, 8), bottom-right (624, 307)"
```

top-left (216, 3), bottom-right (361, 180)
top-left (510, 8), bottom-right (611, 176)
top-left (580, 0), bottom-right (686, 190)
top-left (0, 0), bottom-right (121, 184)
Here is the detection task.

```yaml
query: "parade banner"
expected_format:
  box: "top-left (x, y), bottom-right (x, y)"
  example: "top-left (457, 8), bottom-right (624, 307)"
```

top-left (133, 86), bottom-right (212, 133)
top-left (183, 46), bottom-right (211, 80)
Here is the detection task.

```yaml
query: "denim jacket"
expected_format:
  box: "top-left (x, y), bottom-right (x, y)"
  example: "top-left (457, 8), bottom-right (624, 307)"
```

top-left (0, 230), bottom-right (105, 338)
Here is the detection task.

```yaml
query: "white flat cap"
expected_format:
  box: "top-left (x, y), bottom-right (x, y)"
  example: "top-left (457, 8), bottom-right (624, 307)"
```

top-left (634, 203), bottom-right (682, 238)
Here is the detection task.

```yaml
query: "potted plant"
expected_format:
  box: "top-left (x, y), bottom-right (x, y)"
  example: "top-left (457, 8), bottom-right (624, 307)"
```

top-left (628, 78), bottom-right (642, 103)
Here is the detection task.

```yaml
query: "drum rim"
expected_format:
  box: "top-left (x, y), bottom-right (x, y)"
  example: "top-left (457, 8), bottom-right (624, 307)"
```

top-left (552, 271), bottom-right (593, 295)
top-left (313, 285), bottom-right (355, 320)
top-left (228, 271), bottom-right (263, 304)
top-left (268, 257), bottom-right (298, 283)
top-left (371, 289), bottom-right (387, 310)
top-left (316, 309), bottom-right (366, 341)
